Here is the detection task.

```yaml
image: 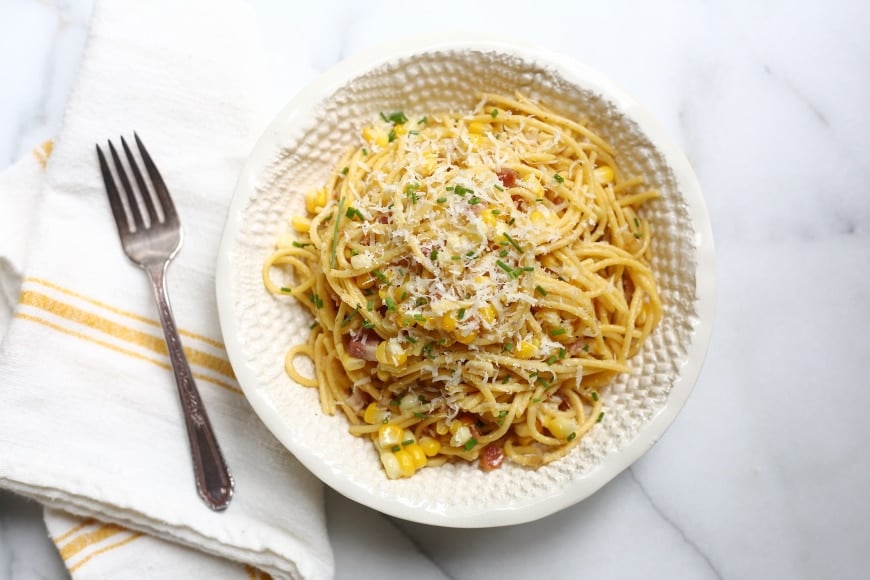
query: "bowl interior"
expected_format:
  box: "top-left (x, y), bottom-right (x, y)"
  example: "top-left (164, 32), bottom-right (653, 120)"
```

top-left (220, 39), bottom-right (712, 527)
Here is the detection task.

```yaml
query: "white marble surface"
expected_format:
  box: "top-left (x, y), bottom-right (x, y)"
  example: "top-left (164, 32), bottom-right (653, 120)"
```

top-left (1, 0), bottom-right (869, 579)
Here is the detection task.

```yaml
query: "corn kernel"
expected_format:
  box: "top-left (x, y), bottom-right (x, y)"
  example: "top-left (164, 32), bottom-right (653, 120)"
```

top-left (450, 425), bottom-right (473, 447)
top-left (454, 329), bottom-right (477, 344)
top-left (479, 305), bottom-right (496, 324)
top-left (439, 312), bottom-right (457, 332)
top-left (362, 126), bottom-right (388, 147)
top-left (378, 424), bottom-right (403, 449)
top-left (380, 452), bottom-right (401, 479)
top-left (405, 443), bottom-right (428, 469)
top-left (594, 165), bottom-right (614, 183)
top-left (544, 416), bottom-right (577, 440)
top-left (530, 210), bottom-right (546, 225)
top-left (418, 437), bottom-right (441, 457)
top-left (376, 339), bottom-right (407, 367)
top-left (364, 403), bottom-right (384, 425)
top-left (435, 422), bottom-right (449, 435)
top-left (291, 216), bottom-right (311, 233)
top-left (516, 340), bottom-right (538, 359)
top-left (393, 123), bottom-right (407, 136)
top-left (481, 209), bottom-right (497, 226)
top-left (305, 187), bottom-right (327, 214)
top-left (467, 121), bottom-right (487, 134)
top-left (394, 449), bottom-right (416, 477)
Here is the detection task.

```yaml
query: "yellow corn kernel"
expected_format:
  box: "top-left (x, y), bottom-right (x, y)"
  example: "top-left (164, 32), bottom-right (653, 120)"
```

top-left (363, 403), bottom-right (384, 425)
top-left (393, 123), bottom-right (407, 136)
top-left (479, 305), bottom-right (496, 324)
top-left (291, 216), bottom-right (311, 233)
top-left (362, 126), bottom-right (388, 147)
top-left (530, 210), bottom-right (546, 225)
top-left (467, 121), bottom-right (487, 134)
top-left (455, 331), bottom-right (476, 344)
top-left (481, 209), bottom-right (497, 226)
top-left (594, 165), bottom-right (614, 183)
top-left (405, 443), bottom-right (428, 469)
top-left (380, 452), bottom-right (401, 479)
top-left (544, 415), bottom-right (577, 440)
top-left (516, 340), bottom-right (538, 359)
top-left (418, 436), bottom-right (441, 457)
top-left (439, 312), bottom-right (457, 332)
top-left (305, 187), bottom-right (327, 214)
top-left (393, 449), bottom-right (416, 477)
top-left (377, 424), bottom-right (403, 449)
top-left (376, 339), bottom-right (407, 367)
top-left (435, 421), bottom-right (449, 435)
top-left (450, 424), bottom-right (473, 447)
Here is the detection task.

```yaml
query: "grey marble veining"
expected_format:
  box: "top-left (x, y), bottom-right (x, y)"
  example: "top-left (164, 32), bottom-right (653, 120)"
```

top-left (1, 0), bottom-right (869, 579)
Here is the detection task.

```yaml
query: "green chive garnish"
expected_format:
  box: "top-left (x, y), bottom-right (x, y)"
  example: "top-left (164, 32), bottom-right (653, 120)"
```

top-left (591, 391), bottom-right (599, 401)
top-left (457, 308), bottom-right (466, 320)
top-left (549, 328), bottom-right (567, 336)
top-left (291, 241), bottom-right (310, 248)
top-left (463, 438), bottom-right (478, 451)
top-left (491, 108), bottom-right (499, 118)
top-left (280, 287), bottom-right (292, 293)
top-left (596, 412), bottom-right (605, 423)
top-left (384, 297), bottom-right (396, 311)
top-left (436, 197), bottom-right (447, 203)
top-left (553, 174), bottom-right (564, 183)
top-left (535, 284), bottom-right (547, 296)
top-left (567, 432), bottom-right (577, 441)
top-left (494, 184), bottom-right (504, 191)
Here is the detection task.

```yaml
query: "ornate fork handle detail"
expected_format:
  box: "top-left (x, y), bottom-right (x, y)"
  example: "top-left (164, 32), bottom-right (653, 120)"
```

top-left (144, 261), bottom-right (234, 510)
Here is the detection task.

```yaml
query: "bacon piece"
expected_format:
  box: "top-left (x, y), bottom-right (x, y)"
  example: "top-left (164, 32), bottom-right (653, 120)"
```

top-left (345, 387), bottom-right (370, 412)
top-left (345, 329), bottom-right (381, 361)
top-left (497, 168), bottom-right (517, 187)
top-left (479, 445), bottom-right (505, 472)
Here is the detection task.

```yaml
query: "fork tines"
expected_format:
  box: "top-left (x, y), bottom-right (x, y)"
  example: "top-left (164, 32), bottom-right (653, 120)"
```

top-left (96, 134), bottom-right (178, 235)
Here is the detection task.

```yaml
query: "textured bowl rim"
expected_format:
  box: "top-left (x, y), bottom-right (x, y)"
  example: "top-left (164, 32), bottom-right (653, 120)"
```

top-left (216, 33), bottom-right (716, 527)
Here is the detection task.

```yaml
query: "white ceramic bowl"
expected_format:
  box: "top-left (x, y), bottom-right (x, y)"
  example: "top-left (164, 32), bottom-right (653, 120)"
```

top-left (216, 35), bottom-right (715, 527)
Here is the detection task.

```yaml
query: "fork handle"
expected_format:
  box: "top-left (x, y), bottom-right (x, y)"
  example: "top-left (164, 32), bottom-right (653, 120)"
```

top-left (144, 261), bottom-right (234, 511)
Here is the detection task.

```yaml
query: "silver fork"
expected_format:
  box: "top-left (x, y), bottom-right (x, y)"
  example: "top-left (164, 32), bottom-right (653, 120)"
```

top-left (96, 134), bottom-right (233, 511)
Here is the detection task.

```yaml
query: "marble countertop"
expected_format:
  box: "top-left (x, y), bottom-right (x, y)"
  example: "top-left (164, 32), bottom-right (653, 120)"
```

top-left (2, 0), bottom-right (869, 579)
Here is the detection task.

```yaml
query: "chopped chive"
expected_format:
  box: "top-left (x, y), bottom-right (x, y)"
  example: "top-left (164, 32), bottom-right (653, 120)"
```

top-left (502, 342), bottom-right (514, 352)
top-left (491, 209), bottom-right (501, 215)
top-left (413, 314), bottom-right (426, 322)
top-left (591, 391), bottom-right (599, 401)
top-left (391, 445), bottom-right (401, 452)
top-left (465, 250), bottom-right (475, 258)
top-left (634, 217), bottom-right (640, 228)
top-left (428, 248), bottom-right (438, 261)
top-left (553, 173), bottom-right (564, 183)
top-left (549, 328), bottom-right (567, 336)
top-left (496, 259), bottom-right (514, 274)
top-left (340, 305), bottom-right (360, 326)
top-left (634, 232), bottom-right (642, 239)
top-left (291, 241), bottom-right (311, 248)
top-left (501, 375), bottom-right (510, 384)
top-left (457, 308), bottom-right (466, 320)
top-left (372, 269), bottom-right (389, 284)
top-left (535, 284), bottom-right (547, 296)
top-left (384, 297), bottom-right (396, 311)
top-left (491, 108), bottom-right (499, 118)
top-left (453, 185), bottom-right (473, 196)
top-left (388, 128), bottom-right (397, 142)
top-left (468, 196), bottom-right (481, 205)
top-left (546, 355), bottom-right (557, 365)
top-left (451, 255), bottom-right (461, 261)
top-left (521, 266), bottom-right (534, 271)
top-left (362, 320), bottom-right (375, 329)
top-left (494, 184), bottom-right (505, 191)
top-left (309, 321), bottom-right (319, 329)
top-left (366, 300), bottom-right (374, 311)
top-left (532, 397), bottom-right (541, 403)
top-left (536, 377), bottom-right (552, 389)
top-left (499, 249), bottom-right (509, 257)
top-left (414, 412), bottom-right (428, 419)
top-left (308, 292), bottom-right (324, 309)
top-left (567, 432), bottom-right (577, 441)
top-left (415, 296), bottom-right (429, 307)
top-left (345, 206), bottom-right (364, 220)
top-left (405, 335), bottom-right (418, 344)
top-left (340, 166), bottom-right (349, 175)
top-left (559, 347), bottom-right (567, 359)
top-left (596, 412), bottom-right (605, 423)
top-left (508, 217), bottom-right (516, 225)
top-left (402, 438), bottom-right (414, 446)
top-left (436, 196), bottom-right (448, 203)
top-left (445, 185), bottom-right (454, 191)
top-left (381, 111), bottom-right (408, 125)
top-left (280, 286), bottom-right (292, 293)
top-left (417, 116), bottom-right (428, 125)
top-left (361, 147), bottom-right (368, 155)
top-left (583, 343), bottom-right (590, 352)
top-left (463, 437), bottom-right (478, 451)
top-left (408, 130), bottom-right (419, 135)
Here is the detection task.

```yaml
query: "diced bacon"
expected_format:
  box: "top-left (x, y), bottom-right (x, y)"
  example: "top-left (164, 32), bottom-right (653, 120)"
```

top-left (479, 445), bottom-right (505, 472)
top-left (497, 168), bottom-right (517, 187)
top-left (345, 329), bottom-right (381, 361)
top-left (346, 387), bottom-right (370, 412)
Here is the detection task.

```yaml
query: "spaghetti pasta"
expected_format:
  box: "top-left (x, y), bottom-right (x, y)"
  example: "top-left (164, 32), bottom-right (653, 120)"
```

top-left (264, 93), bottom-right (662, 478)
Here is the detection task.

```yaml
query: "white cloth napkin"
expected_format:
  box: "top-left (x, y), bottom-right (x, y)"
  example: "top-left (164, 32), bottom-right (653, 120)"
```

top-left (0, 1), bottom-right (333, 579)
